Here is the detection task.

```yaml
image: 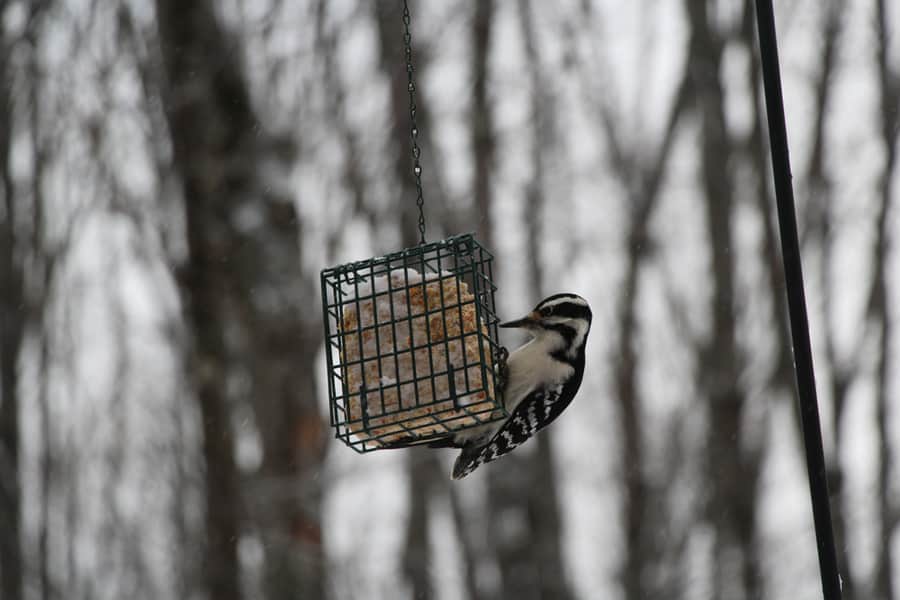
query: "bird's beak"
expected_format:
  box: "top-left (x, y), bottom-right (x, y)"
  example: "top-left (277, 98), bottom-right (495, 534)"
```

top-left (499, 311), bottom-right (540, 329)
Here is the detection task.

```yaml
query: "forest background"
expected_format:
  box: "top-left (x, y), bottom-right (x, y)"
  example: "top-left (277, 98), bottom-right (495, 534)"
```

top-left (0, 1), bottom-right (898, 599)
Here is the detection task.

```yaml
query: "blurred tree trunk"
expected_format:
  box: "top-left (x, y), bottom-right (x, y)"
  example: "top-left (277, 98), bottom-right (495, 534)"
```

top-left (372, 4), bottom-right (448, 599)
top-left (403, 453), bottom-right (441, 600)
top-left (487, 3), bottom-right (575, 600)
top-left (686, 3), bottom-right (761, 598)
top-left (872, 1), bottom-right (898, 598)
top-left (117, 10), bottom-right (206, 598)
top-left (612, 83), bottom-right (691, 600)
top-left (313, 0), bottom-right (376, 241)
top-left (472, 0), bottom-right (495, 250)
top-left (0, 17), bottom-right (24, 599)
top-left (586, 3), bottom-right (692, 585)
top-left (740, 3), bottom-right (794, 398)
top-left (789, 2), bottom-right (857, 596)
top-left (1, 9), bottom-right (53, 598)
top-left (156, 2), bottom-right (326, 599)
top-left (154, 3), bottom-right (244, 598)
top-left (251, 276), bottom-right (326, 600)
top-left (455, 3), bottom-right (497, 598)
top-left (24, 11), bottom-right (54, 600)
top-left (614, 205), bottom-right (650, 600)
top-left (741, 21), bottom-right (797, 599)
top-left (483, 5), bottom-right (542, 600)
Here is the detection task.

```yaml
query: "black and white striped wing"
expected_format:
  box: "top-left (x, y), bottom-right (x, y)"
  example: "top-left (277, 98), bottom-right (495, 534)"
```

top-left (452, 383), bottom-right (572, 479)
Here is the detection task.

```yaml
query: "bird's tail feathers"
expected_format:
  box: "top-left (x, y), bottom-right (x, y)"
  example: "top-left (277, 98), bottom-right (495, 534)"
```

top-left (452, 445), bottom-right (485, 480)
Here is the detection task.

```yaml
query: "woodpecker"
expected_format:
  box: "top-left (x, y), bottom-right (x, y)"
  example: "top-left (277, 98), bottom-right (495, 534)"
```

top-left (448, 293), bottom-right (592, 479)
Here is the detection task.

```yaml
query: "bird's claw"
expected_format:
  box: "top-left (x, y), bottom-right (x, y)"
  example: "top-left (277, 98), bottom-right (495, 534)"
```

top-left (495, 346), bottom-right (510, 397)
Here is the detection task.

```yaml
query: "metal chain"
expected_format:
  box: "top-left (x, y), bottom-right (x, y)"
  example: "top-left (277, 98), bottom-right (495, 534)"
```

top-left (402, 0), bottom-right (426, 245)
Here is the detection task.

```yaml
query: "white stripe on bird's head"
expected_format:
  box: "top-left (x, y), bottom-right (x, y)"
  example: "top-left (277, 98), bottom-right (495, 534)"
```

top-left (513, 294), bottom-right (592, 359)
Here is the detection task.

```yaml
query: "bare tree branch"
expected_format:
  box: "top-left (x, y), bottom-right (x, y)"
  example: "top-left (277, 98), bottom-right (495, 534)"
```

top-left (871, 2), bottom-right (899, 598)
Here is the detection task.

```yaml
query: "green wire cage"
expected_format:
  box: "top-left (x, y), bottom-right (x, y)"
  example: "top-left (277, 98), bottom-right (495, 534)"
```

top-left (320, 234), bottom-right (508, 452)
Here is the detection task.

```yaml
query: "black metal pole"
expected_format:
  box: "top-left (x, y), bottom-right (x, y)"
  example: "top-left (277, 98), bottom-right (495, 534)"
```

top-left (754, 2), bottom-right (842, 599)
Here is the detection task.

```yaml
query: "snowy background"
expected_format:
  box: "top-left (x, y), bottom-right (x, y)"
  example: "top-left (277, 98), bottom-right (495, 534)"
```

top-left (1, 1), bottom-right (898, 599)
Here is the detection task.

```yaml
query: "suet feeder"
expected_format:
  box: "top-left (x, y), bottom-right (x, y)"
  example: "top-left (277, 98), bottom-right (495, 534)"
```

top-left (319, 2), bottom-right (508, 452)
top-left (320, 234), bottom-right (507, 452)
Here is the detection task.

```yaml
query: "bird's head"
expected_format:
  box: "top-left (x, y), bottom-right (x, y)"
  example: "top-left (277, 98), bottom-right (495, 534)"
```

top-left (500, 293), bottom-right (592, 359)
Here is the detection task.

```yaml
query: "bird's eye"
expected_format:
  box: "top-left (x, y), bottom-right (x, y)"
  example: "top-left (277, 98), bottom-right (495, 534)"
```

top-left (541, 306), bottom-right (554, 317)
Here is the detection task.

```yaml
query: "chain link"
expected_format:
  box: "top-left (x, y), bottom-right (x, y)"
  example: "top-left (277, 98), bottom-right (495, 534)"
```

top-left (402, 0), bottom-right (426, 245)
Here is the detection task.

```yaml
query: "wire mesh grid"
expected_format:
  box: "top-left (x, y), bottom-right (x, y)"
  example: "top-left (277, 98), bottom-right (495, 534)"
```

top-left (320, 234), bottom-right (507, 452)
